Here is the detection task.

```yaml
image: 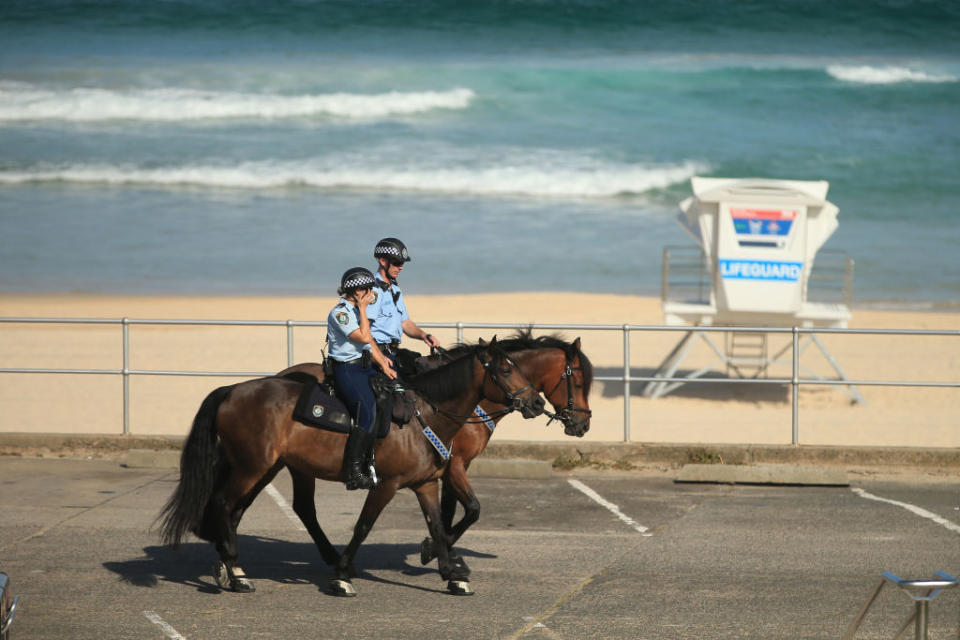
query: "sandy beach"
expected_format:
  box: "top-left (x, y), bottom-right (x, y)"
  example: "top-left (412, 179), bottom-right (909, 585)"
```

top-left (0, 292), bottom-right (957, 448)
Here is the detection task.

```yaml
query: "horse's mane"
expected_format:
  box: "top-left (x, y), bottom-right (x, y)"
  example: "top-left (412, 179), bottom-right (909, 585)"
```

top-left (405, 342), bottom-right (488, 404)
top-left (443, 328), bottom-right (593, 396)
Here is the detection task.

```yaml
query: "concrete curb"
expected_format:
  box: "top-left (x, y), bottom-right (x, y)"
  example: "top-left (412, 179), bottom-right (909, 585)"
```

top-left (2, 434), bottom-right (958, 473)
top-left (483, 441), bottom-right (960, 470)
top-left (675, 463), bottom-right (850, 486)
top-left (469, 458), bottom-right (553, 479)
top-left (122, 449), bottom-right (180, 469)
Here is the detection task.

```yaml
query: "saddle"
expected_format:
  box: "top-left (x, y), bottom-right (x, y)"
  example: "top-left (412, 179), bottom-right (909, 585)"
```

top-left (287, 372), bottom-right (354, 433)
top-left (286, 370), bottom-right (414, 439)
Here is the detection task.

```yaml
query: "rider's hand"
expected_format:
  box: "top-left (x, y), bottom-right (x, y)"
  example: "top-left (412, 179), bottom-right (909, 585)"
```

top-left (424, 333), bottom-right (440, 348)
top-left (381, 360), bottom-right (398, 380)
top-left (355, 288), bottom-right (374, 308)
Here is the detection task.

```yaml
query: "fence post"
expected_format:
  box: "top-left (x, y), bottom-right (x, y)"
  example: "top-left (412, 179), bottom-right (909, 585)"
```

top-left (623, 324), bottom-right (631, 442)
top-left (457, 321), bottom-right (463, 345)
top-left (792, 326), bottom-right (799, 445)
top-left (286, 320), bottom-right (294, 367)
top-left (122, 318), bottom-right (130, 436)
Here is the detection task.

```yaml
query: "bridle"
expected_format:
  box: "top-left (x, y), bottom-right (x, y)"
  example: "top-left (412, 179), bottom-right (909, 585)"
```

top-left (418, 345), bottom-right (535, 421)
top-left (476, 347), bottom-right (537, 411)
top-left (542, 353), bottom-right (592, 428)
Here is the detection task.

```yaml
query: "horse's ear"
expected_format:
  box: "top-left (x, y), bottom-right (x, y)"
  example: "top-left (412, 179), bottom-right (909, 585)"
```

top-left (490, 335), bottom-right (498, 345)
top-left (478, 337), bottom-right (488, 347)
top-left (573, 337), bottom-right (581, 351)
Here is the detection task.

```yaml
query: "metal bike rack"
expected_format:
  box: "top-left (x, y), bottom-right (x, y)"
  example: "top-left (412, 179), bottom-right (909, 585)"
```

top-left (843, 570), bottom-right (958, 640)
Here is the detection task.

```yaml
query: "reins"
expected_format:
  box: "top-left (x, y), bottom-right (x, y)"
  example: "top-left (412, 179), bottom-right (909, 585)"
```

top-left (412, 345), bottom-right (531, 422)
top-left (421, 347), bottom-right (533, 424)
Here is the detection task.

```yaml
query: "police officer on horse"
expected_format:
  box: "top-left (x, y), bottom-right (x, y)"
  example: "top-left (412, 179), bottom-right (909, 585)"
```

top-left (327, 267), bottom-right (398, 490)
top-left (366, 238), bottom-right (441, 376)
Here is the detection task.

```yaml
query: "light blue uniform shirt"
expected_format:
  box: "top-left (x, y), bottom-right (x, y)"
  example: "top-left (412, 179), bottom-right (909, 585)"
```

top-left (367, 273), bottom-right (409, 344)
top-left (326, 298), bottom-right (371, 362)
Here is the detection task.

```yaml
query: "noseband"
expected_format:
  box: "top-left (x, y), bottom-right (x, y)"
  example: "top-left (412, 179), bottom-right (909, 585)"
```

top-left (543, 356), bottom-right (592, 428)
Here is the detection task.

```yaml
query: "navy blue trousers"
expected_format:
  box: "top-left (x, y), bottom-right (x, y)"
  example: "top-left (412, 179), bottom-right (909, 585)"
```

top-left (332, 363), bottom-right (377, 434)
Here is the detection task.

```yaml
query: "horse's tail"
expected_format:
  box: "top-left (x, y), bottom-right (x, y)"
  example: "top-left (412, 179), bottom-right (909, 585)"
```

top-left (157, 384), bottom-right (234, 547)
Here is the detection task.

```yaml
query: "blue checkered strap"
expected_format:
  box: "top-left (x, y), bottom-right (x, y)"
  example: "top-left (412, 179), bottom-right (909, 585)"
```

top-left (474, 405), bottom-right (497, 432)
top-left (421, 425), bottom-right (451, 461)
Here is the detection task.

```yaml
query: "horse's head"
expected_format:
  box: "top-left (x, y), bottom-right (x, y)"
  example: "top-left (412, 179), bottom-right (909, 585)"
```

top-left (477, 337), bottom-right (545, 419)
top-left (542, 337), bottom-right (592, 437)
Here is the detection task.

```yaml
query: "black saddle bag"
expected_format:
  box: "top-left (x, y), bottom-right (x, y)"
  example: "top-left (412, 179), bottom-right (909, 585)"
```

top-left (289, 375), bottom-right (353, 433)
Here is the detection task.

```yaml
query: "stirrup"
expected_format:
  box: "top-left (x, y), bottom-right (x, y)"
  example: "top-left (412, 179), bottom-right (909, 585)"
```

top-left (344, 467), bottom-right (377, 491)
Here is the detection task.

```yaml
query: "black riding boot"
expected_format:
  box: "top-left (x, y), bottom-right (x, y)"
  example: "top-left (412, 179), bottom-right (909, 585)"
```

top-left (343, 427), bottom-right (377, 491)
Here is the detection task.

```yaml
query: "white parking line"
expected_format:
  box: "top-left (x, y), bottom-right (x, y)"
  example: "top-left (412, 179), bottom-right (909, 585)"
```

top-left (852, 487), bottom-right (960, 535)
top-left (568, 479), bottom-right (652, 535)
top-left (265, 483), bottom-right (307, 531)
top-left (144, 611), bottom-right (187, 639)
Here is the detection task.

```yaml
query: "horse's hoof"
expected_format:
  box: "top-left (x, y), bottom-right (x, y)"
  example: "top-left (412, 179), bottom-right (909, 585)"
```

top-left (328, 579), bottom-right (357, 597)
top-left (213, 562), bottom-right (230, 589)
top-left (420, 537), bottom-right (436, 565)
top-left (447, 580), bottom-right (474, 596)
top-left (231, 577), bottom-right (256, 593)
top-left (213, 562), bottom-right (255, 593)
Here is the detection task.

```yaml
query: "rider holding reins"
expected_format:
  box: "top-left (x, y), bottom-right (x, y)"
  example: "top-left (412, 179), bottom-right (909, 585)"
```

top-left (366, 238), bottom-right (441, 376)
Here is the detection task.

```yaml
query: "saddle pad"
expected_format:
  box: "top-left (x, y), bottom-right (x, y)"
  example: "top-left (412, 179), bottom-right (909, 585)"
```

top-left (290, 377), bottom-right (393, 439)
top-left (291, 381), bottom-right (354, 434)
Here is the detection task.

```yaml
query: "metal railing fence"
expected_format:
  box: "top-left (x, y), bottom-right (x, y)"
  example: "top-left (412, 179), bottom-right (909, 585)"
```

top-left (1, 317), bottom-right (958, 444)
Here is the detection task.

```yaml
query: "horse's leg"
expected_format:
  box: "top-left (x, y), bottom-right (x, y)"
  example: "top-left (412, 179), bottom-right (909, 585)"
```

top-left (211, 461), bottom-right (283, 593)
top-left (328, 482), bottom-right (398, 597)
top-left (412, 480), bottom-right (473, 595)
top-left (441, 458), bottom-right (481, 549)
top-left (422, 458), bottom-right (480, 571)
top-left (439, 470), bottom-right (460, 532)
top-left (288, 466), bottom-right (340, 567)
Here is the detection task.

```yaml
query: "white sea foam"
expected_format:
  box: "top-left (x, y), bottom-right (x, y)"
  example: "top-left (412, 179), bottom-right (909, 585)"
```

top-left (0, 158), bottom-right (706, 198)
top-left (0, 85), bottom-right (475, 121)
top-left (826, 65), bottom-right (956, 84)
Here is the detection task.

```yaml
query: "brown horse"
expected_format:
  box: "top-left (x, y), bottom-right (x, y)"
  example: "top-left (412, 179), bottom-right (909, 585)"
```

top-left (281, 329), bottom-right (593, 591)
top-left (417, 330), bottom-right (593, 570)
top-left (158, 338), bottom-right (544, 597)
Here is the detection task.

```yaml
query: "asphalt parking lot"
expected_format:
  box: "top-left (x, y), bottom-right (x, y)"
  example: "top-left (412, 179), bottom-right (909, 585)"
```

top-left (1, 457), bottom-right (958, 639)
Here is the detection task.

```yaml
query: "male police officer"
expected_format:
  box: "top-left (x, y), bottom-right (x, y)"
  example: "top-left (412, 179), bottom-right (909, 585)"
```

top-left (367, 238), bottom-right (440, 375)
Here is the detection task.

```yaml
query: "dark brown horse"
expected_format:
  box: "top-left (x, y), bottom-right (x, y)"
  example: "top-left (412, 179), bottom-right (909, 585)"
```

top-left (281, 329), bottom-right (593, 592)
top-left (417, 330), bottom-right (593, 570)
top-left (158, 338), bottom-right (544, 597)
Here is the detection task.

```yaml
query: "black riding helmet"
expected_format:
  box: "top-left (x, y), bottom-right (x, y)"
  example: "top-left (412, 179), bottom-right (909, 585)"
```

top-left (338, 267), bottom-right (376, 296)
top-left (374, 237), bottom-right (411, 263)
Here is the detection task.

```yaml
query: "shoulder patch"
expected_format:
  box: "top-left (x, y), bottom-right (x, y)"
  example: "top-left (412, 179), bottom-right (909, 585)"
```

top-left (336, 311), bottom-right (349, 326)
top-left (371, 291), bottom-right (378, 304)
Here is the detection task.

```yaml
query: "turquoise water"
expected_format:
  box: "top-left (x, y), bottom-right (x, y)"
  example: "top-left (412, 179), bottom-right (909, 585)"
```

top-left (1, 1), bottom-right (959, 303)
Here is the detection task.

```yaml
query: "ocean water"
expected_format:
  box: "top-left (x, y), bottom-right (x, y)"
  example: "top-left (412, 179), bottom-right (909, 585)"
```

top-left (1, 1), bottom-right (959, 305)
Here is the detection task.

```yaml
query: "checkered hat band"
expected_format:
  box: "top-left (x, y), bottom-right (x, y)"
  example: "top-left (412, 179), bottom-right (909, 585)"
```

top-left (343, 275), bottom-right (375, 289)
top-left (375, 244), bottom-right (403, 257)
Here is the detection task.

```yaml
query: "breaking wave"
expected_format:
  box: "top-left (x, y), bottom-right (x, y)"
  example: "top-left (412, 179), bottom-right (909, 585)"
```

top-left (826, 65), bottom-right (957, 84)
top-left (0, 157), bottom-right (706, 198)
top-left (0, 84), bottom-right (475, 122)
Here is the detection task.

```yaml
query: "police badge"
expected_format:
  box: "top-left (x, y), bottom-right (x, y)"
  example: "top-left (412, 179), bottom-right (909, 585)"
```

top-left (336, 311), bottom-right (349, 325)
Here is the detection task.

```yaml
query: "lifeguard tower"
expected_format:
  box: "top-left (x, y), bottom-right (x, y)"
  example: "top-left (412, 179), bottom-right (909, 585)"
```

top-left (644, 177), bottom-right (863, 402)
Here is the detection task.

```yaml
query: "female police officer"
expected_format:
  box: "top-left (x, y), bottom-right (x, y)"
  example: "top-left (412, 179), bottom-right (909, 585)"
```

top-left (367, 238), bottom-right (440, 376)
top-left (327, 267), bottom-right (397, 490)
